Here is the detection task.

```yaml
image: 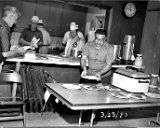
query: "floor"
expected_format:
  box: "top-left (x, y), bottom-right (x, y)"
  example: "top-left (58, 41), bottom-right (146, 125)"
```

top-left (0, 106), bottom-right (160, 127)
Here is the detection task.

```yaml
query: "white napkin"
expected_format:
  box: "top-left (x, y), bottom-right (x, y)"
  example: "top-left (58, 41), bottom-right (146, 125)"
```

top-left (32, 36), bottom-right (40, 44)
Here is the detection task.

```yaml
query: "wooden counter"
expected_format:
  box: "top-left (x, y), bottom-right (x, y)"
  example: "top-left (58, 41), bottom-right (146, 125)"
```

top-left (6, 54), bottom-right (131, 83)
top-left (7, 54), bottom-right (81, 83)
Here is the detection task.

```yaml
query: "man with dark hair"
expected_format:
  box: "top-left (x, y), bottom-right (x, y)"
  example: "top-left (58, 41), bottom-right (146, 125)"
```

top-left (80, 28), bottom-right (114, 123)
top-left (0, 5), bottom-right (25, 63)
top-left (81, 28), bottom-right (114, 83)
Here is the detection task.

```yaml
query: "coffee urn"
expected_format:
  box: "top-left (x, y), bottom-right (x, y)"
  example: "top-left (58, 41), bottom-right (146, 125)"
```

top-left (113, 45), bottom-right (121, 60)
top-left (121, 35), bottom-right (135, 64)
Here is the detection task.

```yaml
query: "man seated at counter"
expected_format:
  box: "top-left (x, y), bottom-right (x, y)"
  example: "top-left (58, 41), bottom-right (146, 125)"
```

top-left (62, 22), bottom-right (85, 57)
top-left (19, 16), bottom-right (43, 53)
top-left (81, 28), bottom-right (114, 84)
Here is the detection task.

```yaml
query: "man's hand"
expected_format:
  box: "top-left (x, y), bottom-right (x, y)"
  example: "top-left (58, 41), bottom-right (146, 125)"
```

top-left (95, 72), bottom-right (101, 81)
top-left (81, 69), bottom-right (88, 78)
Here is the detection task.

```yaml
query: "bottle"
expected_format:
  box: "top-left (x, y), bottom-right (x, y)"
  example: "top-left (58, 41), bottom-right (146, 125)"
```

top-left (148, 74), bottom-right (159, 93)
top-left (150, 74), bottom-right (159, 87)
top-left (134, 54), bottom-right (143, 68)
top-left (71, 42), bottom-right (78, 58)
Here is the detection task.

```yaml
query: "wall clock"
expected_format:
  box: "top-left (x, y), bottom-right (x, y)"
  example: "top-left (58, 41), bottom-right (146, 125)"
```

top-left (123, 3), bottom-right (136, 18)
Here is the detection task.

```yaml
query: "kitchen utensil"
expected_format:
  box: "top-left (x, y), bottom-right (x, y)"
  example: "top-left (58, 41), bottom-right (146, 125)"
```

top-left (82, 75), bottom-right (99, 80)
top-left (113, 45), bottom-right (121, 60)
top-left (122, 35), bottom-right (135, 61)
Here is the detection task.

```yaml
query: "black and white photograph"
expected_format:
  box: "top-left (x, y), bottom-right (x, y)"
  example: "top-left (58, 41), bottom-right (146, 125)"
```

top-left (0, 0), bottom-right (159, 127)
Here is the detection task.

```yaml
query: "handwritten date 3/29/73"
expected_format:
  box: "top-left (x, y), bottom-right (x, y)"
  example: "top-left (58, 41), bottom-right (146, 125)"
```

top-left (98, 110), bottom-right (128, 119)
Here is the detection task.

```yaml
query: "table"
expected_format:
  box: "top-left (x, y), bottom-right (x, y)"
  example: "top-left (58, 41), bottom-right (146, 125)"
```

top-left (45, 83), bottom-right (160, 127)
top-left (5, 54), bottom-right (135, 112)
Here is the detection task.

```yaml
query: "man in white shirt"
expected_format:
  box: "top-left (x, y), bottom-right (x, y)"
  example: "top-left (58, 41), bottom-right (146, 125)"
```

top-left (37, 19), bottom-right (51, 54)
top-left (62, 22), bottom-right (85, 57)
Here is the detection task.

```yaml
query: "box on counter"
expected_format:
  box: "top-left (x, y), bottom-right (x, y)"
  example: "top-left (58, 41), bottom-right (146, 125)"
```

top-left (111, 68), bottom-right (150, 93)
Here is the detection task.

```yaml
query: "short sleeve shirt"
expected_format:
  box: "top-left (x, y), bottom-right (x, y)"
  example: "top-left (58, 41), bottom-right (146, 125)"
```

top-left (82, 41), bottom-right (114, 76)
top-left (62, 31), bottom-right (84, 44)
top-left (19, 27), bottom-right (43, 46)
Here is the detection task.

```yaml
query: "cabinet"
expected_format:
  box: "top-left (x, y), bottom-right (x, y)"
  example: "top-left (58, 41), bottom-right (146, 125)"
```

top-left (141, 1), bottom-right (160, 74)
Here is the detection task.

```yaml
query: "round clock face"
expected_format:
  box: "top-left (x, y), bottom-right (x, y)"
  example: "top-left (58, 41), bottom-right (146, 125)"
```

top-left (124, 3), bottom-right (136, 18)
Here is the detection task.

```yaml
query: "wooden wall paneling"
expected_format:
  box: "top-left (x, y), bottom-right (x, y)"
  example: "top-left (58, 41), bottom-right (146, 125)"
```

top-left (35, 1), bottom-right (50, 28)
top-left (104, 10), bottom-right (110, 32)
top-left (147, 0), bottom-right (160, 10)
top-left (43, 65), bottom-right (81, 83)
top-left (61, 3), bottom-right (87, 36)
top-left (0, 4), bottom-right (2, 19)
top-left (20, 0), bottom-right (37, 30)
top-left (48, 1), bottom-right (63, 36)
top-left (141, 11), bottom-right (160, 74)
top-left (109, 1), bottom-right (147, 55)
top-left (0, 0), bottom-right (21, 11)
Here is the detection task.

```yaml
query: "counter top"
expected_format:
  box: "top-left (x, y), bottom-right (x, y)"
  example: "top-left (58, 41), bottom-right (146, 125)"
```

top-left (6, 53), bottom-right (133, 68)
top-left (6, 54), bottom-right (80, 66)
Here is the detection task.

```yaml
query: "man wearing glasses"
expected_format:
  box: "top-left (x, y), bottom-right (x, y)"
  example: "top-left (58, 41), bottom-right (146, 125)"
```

top-left (81, 28), bottom-right (114, 84)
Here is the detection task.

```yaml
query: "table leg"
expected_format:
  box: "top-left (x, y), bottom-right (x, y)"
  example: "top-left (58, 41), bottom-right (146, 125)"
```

top-left (90, 110), bottom-right (96, 127)
top-left (149, 120), bottom-right (160, 126)
top-left (79, 110), bottom-right (83, 127)
top-left (149, 111), bottom-right (160, 126)
top-left (12, 62), bottom-right (21, 101)
top-left (157, 112), bottom-right (160, 122)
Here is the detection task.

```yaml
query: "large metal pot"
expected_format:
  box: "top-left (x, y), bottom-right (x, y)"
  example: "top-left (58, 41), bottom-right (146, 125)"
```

top-left (113, 45), bottom-right (121, 60)
top-left (122, 35), bottom-right (135, 60)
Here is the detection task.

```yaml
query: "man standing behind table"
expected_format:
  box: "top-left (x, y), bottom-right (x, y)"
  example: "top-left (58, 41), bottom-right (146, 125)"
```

top-left (0, 5), bottom-right (26, 66)
top-left (37, 19), bottom-right (51, 54)
top-left (19, 16), bottom-right (43, 53)
top-left (62, 22), bottom-right (85, 57)
top-left (81, 28), bottom-right (114, 84)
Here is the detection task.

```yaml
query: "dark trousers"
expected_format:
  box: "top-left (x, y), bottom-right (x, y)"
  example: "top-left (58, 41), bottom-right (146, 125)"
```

top-left (79, 77), bottom-right (101, 84)
top-left (79, 74), bottom-right (113, 122)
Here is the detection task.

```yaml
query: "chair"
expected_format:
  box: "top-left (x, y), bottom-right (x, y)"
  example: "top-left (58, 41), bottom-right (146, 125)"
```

top-left (0, 71), bottom-right (25, 127)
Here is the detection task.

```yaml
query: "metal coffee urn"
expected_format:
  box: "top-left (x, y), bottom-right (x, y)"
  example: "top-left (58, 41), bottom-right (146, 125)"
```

top-left (112, 45), bottom-right (121, 64)
top-left (121, 35), bottom-right (135, 64)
